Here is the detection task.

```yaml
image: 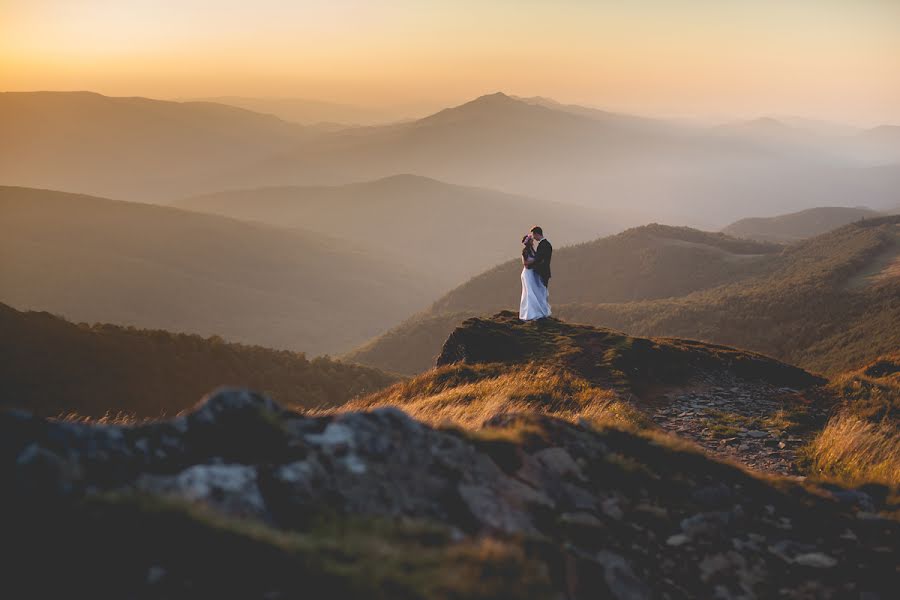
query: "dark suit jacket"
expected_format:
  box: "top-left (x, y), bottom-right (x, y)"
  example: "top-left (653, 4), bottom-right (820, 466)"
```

top-left (533, 238), bottom-right (552, 287)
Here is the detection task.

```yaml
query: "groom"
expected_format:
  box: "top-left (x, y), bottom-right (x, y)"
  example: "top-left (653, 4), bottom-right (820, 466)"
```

top-left (530, 226), bottom-right (552, 288)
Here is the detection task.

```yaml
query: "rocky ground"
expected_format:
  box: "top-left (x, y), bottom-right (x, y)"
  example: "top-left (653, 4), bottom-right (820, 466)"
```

top-left (437, 311), bottom-right (832, 477)
top-left (649, 378), bottom-right (831, 476)
top-left (3, 314), bottom-right (896, 599)
top-left (3, 388), bottom-right (898, 599)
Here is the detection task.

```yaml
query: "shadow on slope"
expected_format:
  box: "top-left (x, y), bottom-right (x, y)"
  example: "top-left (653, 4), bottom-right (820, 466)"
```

top-left (0, 303), bottom-right (397, 418)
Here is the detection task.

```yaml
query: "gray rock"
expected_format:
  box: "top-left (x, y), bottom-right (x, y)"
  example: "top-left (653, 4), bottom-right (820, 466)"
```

top-left (595, 551), bottom-right (652, 600)
top-left (793, 552), bottom-right (838, 568)
top-left (680, 511), bottom-right (731, 539)
top-left (136, 464), bottom-right (265, 518)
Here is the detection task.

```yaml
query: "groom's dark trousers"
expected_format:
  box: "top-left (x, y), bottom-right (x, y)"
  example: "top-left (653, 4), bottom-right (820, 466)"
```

top-left (533, 239), bottom-right (552, 287)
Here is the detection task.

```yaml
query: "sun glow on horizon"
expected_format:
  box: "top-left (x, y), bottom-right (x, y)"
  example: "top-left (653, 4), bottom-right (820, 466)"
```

top-left (2, 0), bottom-right (899, 125)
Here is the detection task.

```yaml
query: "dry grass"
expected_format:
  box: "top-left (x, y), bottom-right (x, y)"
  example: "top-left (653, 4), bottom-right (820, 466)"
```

top-left (803, 413), bottom-right (900, 487)
top-left (331, 362), bottom-right (651, 430)
top-left (825, 352), bottom-right (899, 423)
top-left (56, 410), bottom-right (147, 425)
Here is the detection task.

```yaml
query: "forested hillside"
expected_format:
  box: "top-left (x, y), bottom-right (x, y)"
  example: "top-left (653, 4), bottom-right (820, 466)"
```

top-left (0, 303), bottom-right (397, 418)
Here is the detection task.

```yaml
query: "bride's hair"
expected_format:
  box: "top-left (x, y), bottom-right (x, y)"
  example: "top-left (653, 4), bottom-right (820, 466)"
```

top-left (522, 234), bottom-right (533, 246)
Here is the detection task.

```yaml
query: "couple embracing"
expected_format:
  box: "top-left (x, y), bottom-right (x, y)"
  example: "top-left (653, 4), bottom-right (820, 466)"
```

top-left (520, 226), bottom-right (552, 321)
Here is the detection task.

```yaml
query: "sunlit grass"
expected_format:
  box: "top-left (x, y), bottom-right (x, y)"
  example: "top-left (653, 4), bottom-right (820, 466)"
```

top-left (56, 410), bottom-right (147, 425)
top-left (802, 413), bottom-right (900, 487)
top-left (331, 362), bottom-right (651, 430)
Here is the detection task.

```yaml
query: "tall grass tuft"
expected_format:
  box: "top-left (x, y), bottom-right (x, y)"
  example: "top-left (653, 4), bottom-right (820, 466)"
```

top-left (803, 413), bottom-right (900, 487)
top-left (332, 363), bottom-right (651, 430)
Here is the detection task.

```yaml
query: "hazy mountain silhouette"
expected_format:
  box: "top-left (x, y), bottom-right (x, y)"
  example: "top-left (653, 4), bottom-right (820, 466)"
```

top-left (853, 125), bottom-right (900, 162)
top-left (177, 174), bottom-right (615, 287)
top-left (0, 186), bottom-right (436, 355)
top-left (4, 90), bottom-right (898, 227)
top-left (0, 302), bottom-right (397, 418)
top-left (711, 117), bottom-right (826, 151)
top-left (185, 96), bottom-right (418, 126)
top-left (0, 91), bottom-right (311, 201)
top-left (347, 217), bottom-right (900, 375)
top-left (723, 206), bottom-right (885, 242)
top-left (223, 92), bottom-right (900, 227)
top-left (512, 95), bottom-right (664, 129)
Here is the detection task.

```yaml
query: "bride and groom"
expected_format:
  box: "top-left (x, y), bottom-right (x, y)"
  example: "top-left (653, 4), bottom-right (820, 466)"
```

top-left (520, 226), bottom-right (552, 321)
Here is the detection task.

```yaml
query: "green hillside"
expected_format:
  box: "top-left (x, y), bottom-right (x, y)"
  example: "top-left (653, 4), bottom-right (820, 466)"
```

top-left (0, 303), bottom-right (397, 418)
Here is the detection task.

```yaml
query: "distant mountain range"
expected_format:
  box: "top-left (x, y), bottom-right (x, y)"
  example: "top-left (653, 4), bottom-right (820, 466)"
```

top-left (182, 95), bottom-right (424, 126)
top-left (0, 186), bottom-right (436, 355)
top-left (346, 216), bottom-right (900, 375)
top-left (176, 174), bottom-right (615, 287)
top-left (4, 91), bottom-right (899, 228)
top-left (0, 91), bottom-right (312, 201)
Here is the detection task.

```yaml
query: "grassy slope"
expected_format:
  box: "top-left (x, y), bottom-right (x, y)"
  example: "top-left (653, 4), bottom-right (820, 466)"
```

top-left (561, 216), bottom-right (900, 374)
top-left (0, 303), bottom-right (397, 418)
top-left (802, 353), bottom-right (900, 486)
top-left (348, 217), bottom-right (900, 376)
top-left (345, 313), bottom-right (898, 488)
top-left (431, 223), bottom-right (780, 314)
top-left (346, 224), bottom-right (780, 374)
top-left (342, 312), bottom-right (822, 427)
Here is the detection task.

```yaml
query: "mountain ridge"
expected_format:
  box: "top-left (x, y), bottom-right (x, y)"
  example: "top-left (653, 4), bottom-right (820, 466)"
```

top-left (0, 185), bottom-right (435, 355)
top-left (723, 206), bottom-right (886, 242)
top-left (176, 174), bottom-right (614, 286)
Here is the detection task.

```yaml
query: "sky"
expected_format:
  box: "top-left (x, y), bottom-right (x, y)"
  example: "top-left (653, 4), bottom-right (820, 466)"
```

top-left (2, 0), bottom-right (899, 124)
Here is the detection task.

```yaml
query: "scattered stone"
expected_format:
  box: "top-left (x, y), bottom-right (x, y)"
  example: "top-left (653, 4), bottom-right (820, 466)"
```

top-left (793, 552), bottom-right (838, 568)
top-left (594, 550), bottom-right (652, 600)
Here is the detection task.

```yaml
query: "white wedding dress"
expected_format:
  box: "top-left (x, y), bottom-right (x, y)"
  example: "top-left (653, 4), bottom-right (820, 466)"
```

top-left (520, 265), bottom-right (551, 320)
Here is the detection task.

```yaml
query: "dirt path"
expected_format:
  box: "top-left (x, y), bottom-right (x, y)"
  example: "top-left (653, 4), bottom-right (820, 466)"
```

top-left (648, 378), bottom-right (830, 476)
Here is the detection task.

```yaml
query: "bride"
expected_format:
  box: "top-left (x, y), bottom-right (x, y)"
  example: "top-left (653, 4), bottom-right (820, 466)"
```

top-left (519, 234), bottom-right (551, 320)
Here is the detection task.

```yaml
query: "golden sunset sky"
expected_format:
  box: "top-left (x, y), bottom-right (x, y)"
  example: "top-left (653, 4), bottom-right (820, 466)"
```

top-left (2, 0), bottom-right (899, 124)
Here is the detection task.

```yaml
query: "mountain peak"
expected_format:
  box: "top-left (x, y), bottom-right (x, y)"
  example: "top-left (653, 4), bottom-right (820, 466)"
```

top-left (470, 91), bottom-right (514, 103)
top-left (451, 91), bottom-right (526, 113)
top-left (416, 92), bottom-right (545, 125)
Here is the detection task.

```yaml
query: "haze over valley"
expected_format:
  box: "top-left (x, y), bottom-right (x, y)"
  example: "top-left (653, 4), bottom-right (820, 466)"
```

top-left (3, 90), bottom-right (898, 230)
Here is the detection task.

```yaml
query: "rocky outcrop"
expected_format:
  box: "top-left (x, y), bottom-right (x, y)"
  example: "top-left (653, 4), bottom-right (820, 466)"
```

top-left (4, 388), bottom-right (897, 599)
top-left (436, 312), bottom-right (824, 391)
